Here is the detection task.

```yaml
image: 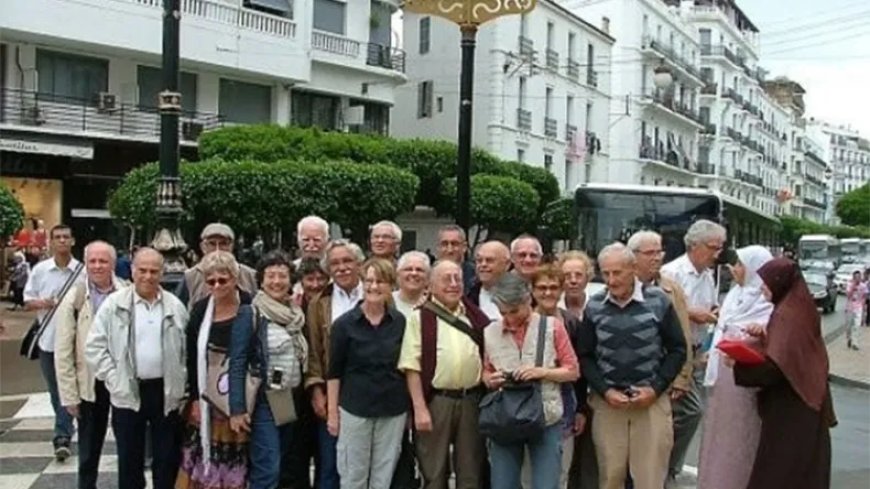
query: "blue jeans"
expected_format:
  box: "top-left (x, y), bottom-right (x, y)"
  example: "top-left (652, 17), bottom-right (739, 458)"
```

top-left (489, 423), bottom-right (562, 489)
top-left (317, 419), bottom-right (340, 489)
top-left (38, 351), bottom-right (74, 443)
top-left (249, 399), bottom-right (294, 489)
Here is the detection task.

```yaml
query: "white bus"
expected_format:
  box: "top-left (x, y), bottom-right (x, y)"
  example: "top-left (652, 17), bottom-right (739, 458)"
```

top-left (798, 234), bottom-right (841, 267)
top-left (840, 238), bottom-right (864, 264)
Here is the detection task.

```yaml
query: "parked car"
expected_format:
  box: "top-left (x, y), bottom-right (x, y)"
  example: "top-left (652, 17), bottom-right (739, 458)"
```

top-left (834, 264), bottom-right (866, 294)
top-left (804, 271), bottom-right (836, 314)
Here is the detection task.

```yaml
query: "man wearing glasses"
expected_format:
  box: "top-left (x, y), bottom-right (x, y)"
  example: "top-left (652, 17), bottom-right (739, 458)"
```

top-left (660, 219), bottom-right (727, 489)
top-left (436, 225), bottom-right (476, 292)
top-left (174, 222), bottom-right (258, 308)
top-left (509, 234), bottom-right (543, 283)
top-left (24, 224), bottom-right (82, 460)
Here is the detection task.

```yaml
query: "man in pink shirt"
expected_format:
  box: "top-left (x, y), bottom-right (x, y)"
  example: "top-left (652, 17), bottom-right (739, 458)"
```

top-left (846, 270), bottom-right (868, 350)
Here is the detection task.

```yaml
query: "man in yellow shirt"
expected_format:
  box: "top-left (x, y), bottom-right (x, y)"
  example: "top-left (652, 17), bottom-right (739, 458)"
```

top-left (399, 260), bottom-right (491, 489)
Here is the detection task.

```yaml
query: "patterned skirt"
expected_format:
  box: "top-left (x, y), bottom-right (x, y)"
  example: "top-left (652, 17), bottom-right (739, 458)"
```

top-left (176, 401), bottom-right (249, 489)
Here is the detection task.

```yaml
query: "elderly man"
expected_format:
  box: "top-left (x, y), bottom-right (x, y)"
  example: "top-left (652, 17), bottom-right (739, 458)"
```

top-left (468, 240), bottom-right (511, 320)
top-left (174, 222), bottom-right (257, 308)
top-left (628, 231), bottom-right (694, 400)
top-left (394, 251), bottom-right (431, 317)
top-left (578, 243), bottom-right (686, 489)
top-left (436, 224), bottom-right (476, 292)
top-left (55, 241), bottom-right (125, 489)
top-left (399, 260), bottom-right (491, 489)
top-left (306, 239), bottom-right (366, 489)
top-left (370, 220), bottom-right (402, 262)
top-left (24, 223), bottom-right (82, 460)
top-left (296, 215), bottom-right (331, 263)
top-left (86, 248), bottom-right (188, 489)
top-left (510, 234), bottom-right (543, 282)
top-left (660, 219), bottom-right (726, 486)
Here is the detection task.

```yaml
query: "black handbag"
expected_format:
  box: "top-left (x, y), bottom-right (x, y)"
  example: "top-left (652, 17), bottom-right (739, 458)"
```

top-left (19, 262), bottom-right (84, 360)
top-left (478, 314), bottom-right (548, 444)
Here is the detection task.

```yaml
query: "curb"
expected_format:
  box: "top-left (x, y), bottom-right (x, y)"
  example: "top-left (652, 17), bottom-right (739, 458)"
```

top-left (823, 325), bottom-right (870, 390)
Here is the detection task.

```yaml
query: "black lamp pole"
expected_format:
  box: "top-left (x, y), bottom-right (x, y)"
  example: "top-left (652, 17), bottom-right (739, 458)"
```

top-left (456, 25), bottom-right (477, 234)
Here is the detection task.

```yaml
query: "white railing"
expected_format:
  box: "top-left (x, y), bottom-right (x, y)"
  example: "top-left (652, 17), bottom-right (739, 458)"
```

top-left (312, 30), bottom-right (360, 57)
top-left (119, 0), bottom-right (296, 38)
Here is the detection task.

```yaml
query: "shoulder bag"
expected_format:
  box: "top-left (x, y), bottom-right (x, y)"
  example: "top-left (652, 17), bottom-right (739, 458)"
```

top-left (478, 314), bottom-right (548, 444)
top-left (202, 309), bottom-right (262, 417)
top-left (20, 263), bottom-right (84, 360)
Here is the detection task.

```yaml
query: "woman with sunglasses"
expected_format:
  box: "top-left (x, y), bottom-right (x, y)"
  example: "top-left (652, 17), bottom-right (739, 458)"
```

top-left (177, 251), bottom-right (253, 489)
top-left (229, 251), bottom-right (307, 489)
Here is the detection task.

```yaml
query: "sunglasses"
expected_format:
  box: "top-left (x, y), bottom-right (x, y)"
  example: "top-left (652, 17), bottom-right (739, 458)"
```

top-left (206, 277), bottom-right (230, 287)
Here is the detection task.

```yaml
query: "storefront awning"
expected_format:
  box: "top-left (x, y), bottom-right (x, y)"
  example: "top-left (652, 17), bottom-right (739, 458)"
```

top-left (0, 134), bottom-right (93, 159)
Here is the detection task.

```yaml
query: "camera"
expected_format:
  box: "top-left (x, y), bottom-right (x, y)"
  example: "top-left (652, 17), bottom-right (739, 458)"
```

top-left (623, 387), bottom-right (639, 399)
top-left (269, 367), bottom-right (285, 390)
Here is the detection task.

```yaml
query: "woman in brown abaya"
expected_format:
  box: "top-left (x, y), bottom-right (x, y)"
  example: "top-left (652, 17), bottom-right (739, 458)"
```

top-left (730, 257), bottom-right (836, 489)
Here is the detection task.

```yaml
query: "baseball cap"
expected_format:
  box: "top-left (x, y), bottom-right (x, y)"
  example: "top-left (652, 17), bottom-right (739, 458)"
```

top-left (200, 223), bottom-right (235, 241)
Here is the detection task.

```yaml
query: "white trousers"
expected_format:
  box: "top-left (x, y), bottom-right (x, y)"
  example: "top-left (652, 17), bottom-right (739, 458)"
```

top-left (336, 408), bottom-right (407, 489)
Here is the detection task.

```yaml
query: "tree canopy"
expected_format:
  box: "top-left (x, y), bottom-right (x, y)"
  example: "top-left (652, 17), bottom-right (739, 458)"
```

top-left (836, 183), bottom-right (869, 227)
top-left (0, 183), bottom-right (25, 240)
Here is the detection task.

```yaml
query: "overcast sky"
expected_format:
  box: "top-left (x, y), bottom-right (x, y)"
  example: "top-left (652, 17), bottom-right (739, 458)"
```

top-left (740, 0), bottom-right (870, 137)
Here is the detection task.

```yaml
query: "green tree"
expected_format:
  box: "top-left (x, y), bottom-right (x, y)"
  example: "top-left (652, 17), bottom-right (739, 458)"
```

top-left (0, 183), bottom-right (25, 240)
top-left (836, 183), bottom-right (870, 227)
top-left (439, 175), bottom-right (539, 244)
top-left (540, 198), bottom-right (578, 242)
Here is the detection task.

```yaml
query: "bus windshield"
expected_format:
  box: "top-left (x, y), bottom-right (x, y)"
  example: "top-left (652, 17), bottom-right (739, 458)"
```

top-left (575, 189), bottom-right (720, 262)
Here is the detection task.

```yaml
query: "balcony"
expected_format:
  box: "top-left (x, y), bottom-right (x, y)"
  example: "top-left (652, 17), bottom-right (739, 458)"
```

top-left (639, 143), bottom-right (692, 172)
top-left (698, 163), bottom-right (717, 175)
top-left (519, 36), bottom-right (535, 57)
top-left (313, 30), bottom-right (360, 57)
top-left (517, 108), bottom-right (532, 131)
top-left (722, 88), bottom-right (737, 101)
top-left (567, 60), bottom-right (580, 81)
top-left (546, 49), bottom-right (559, 71)
top-left (565, 124), bottom-right (578, 142)
top-left (544, 117), bottom-right (558, 138)
top-left (701, 123), bottom-right (717, 135)
top-left (641, 35), bottom-right (704, 84)
top-left (701, 83), bottom-right (718, 96)
top-left (587, 69), bottom-right (599, 88)
top-left (366, 43), bottom-right (406, 73)
top-left (1, 88), bottom-right (223, 143)
top-left (805, 197), bottom-right (826, 209)
top-left (641, 91), bottom-right (705, 129)
top-left (725, 127), bottom-right (740, 141)
top-left (700, 44), bottom-right (742, 68)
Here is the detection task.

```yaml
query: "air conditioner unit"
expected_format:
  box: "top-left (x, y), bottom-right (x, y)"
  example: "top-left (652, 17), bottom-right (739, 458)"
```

top-left (182, 121), bottom-right (204, 141)
top-left (344, 105), bottom-right (365, 126)
top-left (98, 92), bottom-right (117, 112)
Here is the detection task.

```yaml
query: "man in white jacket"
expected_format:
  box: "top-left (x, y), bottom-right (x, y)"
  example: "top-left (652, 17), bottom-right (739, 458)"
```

top-left (86, 248), bottom-right (188, 489)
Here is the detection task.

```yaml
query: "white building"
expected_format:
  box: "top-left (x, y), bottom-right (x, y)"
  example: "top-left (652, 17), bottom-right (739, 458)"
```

top-left (1, 0), bottom-right (406, 241)
top-left (566, 0), bottom-right (707, 188)
top-left (807, 121), bottom-right (870, 222)
top-left (392, 0), bottom-right (614, 194)
top-left (792, 135), bottom-right (830, 224)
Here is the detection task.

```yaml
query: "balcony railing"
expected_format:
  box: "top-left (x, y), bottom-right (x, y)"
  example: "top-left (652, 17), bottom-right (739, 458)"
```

top-left (565, 124), bottom-right (578, 142)
top-left (125, 0), bottom-right (298, 38)
top-left (639, 143), bottom-right (685, 169)
top-left (1, 88), bottom-right (223, 142)
top-left (722, 88), bottom-right (737, 101)
top-left (587, 69), bottom-right (599, 88)
top-left (365, 43), bottom-right (406, 73)
top-left (698, 163), bottom-right (717, 175)
top-left (544, 117), bottom-right (558, 138)
top-left (546, 49), bottom-right (559, 70)
top-left (701, 123), bottom-right (717, 135)
top-left (312, 30), bottom-right (360, 57)
top-left (567, 60), bottom-right (580, 80)
top-left (700, 44), bottom-right (741, 67)
top-left (725, 127), bottom-right (740, 140)
top-left (642, 35), bottom-right (702, 80)
top-left (645, 91), bottom-right (704, 127)
top-left (517, 108), bottom-right (532, 131)
top-left (519, 36), bottom-right (535, 57)
top-left (701, 83), bottom-right (717, 95)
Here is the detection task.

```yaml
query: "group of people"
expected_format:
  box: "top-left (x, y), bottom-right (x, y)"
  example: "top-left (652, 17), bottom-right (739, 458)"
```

top-left (21, 216), bottom-right (836, 489)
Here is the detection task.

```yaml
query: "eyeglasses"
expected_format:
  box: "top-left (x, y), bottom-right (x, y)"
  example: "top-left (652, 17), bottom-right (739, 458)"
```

top-left (534, 284), bottom-right (562, 293)
top-left (637, 249), bottom-right (665, 256)
top-left (363, 278), bottom-right (389, 286)
top-left (371, 234), bottom-right (396, 242)
top-left (704, 243), bottom-right (724, 252)
top-left (206, 277), bottom-right (230, 287)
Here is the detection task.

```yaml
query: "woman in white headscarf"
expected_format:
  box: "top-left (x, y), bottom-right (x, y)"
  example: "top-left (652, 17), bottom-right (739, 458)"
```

top-left (697, 245), bottom-right (774, 489)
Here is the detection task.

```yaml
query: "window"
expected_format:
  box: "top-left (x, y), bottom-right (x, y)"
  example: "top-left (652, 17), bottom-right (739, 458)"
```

top-left (519, 76), bottom-right (527, 109)
top-left (417, 81), bottom-right (434, 118)
top-left (566, 95), bottom-right (574, 124)
top-left (313, 0), bottom-right (345, 35)
top-left (517, 148), bottom-right (526, 163)
top-left (520, 13), bottom-right (528, 38)
top-left (348, 100), bottom-right (390, 135)
top-left (544, 153), bottom-right (554, 173)
top-left (292, 91), bottom-right (340, 130)
top-left (37, 49), bottom-right (108, 101)
top-left (436, 96), bottom-right (443, 113)
top-left (545, 87), bottom-right (553, 118)
top-left (586, 43), bottom-right (594, 68)
top-left (243, 0), bottom-right (292, 18)
top-left (568, 32), bottom-right (576, 60)
top-left (219, 79), bottom-right (271, 124)
top-left (419, 17), bottom-right (431, 54)
top-left (546, 22), bottom-right (554, 51)
top-left (642, 15), bottom-right (649, 37)
top-left (565, 158), bottom-right (573, 192)
top-left (137, 65), bottom-right (197, 113)
top-left (699, 28), bottom-right (711, 47)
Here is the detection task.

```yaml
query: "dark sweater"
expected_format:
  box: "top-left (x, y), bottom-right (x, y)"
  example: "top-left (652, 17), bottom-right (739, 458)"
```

top-left (578, 286), bottom-right (686, 396)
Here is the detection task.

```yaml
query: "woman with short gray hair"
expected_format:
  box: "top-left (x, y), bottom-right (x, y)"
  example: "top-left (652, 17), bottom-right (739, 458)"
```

top-left (481, 274), bottom-right (580, 489)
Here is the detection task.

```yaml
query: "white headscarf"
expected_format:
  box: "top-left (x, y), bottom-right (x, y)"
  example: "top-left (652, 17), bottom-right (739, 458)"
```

top-left (704, 245), bottom-right (775, 386)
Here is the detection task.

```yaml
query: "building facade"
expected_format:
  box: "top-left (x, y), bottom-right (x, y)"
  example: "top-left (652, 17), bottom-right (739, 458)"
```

top-left (807, 120), bottom-right (870, 224)
top-left (392, 0), bottom-right (614, 195)
top-left (566, 0), bottom-right (707, 188)
top-left (1, 0), bottom-right (406, 244)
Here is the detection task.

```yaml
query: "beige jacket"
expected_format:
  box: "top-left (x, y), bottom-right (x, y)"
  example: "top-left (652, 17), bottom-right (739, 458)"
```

top-left (658, 275), bottom-right (695, 391)
top-left (55, 277), bottom-right (127, 407)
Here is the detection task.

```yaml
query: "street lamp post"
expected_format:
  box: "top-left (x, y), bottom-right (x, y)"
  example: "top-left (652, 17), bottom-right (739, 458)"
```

top-left (403, 0), bottom-right (538, 234)
top-left (152, 0), bottom-right (187, 288)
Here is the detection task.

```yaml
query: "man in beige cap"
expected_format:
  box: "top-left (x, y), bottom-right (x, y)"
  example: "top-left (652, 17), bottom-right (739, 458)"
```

top-left (174, 223), bottom-right (258, 308)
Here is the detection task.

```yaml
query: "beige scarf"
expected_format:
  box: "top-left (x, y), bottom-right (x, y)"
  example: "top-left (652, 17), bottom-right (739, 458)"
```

top-left (252, 291), bottom-right (308, 371)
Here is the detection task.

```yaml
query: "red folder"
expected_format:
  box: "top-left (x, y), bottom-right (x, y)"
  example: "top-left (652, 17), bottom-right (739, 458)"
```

top-left (717, 339), bottom-right (766, 366)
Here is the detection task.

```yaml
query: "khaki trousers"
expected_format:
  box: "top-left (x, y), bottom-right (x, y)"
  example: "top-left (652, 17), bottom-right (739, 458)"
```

top-left (589, 394), bottom-right (673, 489)
top-left (414, 394), bottom-right (485, 489)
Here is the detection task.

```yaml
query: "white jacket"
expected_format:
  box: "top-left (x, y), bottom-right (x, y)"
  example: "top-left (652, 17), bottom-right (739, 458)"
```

top-left (85, 286), bottom-right (188, 414)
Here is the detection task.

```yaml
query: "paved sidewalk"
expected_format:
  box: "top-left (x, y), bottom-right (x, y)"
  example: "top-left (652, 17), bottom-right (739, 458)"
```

top-left (828, 327), bottom-right (870, 388)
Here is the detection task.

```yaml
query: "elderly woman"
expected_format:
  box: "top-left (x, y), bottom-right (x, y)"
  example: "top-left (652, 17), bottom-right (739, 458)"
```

top-left (177, 251), bottom-right (252, 489)
top-left (558, 251), bottom-right (595, 319)
top-left (482, 273), bottom-right (580, 489)
top-left (697, 246), bottom-right (774, 489)
top-left (327, 258), bottom-right (409, 489)
top-left (229, 252), bottom-right (307, 489)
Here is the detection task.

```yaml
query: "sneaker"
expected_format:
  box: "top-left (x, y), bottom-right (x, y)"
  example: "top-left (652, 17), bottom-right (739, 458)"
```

top-left (53, 438), bottom-right (71, 462)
